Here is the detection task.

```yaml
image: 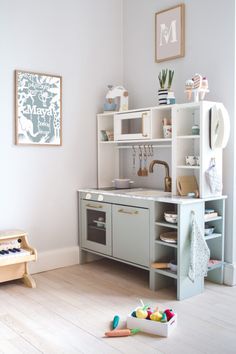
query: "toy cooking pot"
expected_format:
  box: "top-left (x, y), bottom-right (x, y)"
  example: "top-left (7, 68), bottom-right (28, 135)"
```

top-left (112, 179), bottom-right (134, 189)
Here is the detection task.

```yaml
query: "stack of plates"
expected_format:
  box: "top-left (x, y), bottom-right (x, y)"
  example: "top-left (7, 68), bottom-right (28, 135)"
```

top-left (160, 232), bottom-right (177, 244)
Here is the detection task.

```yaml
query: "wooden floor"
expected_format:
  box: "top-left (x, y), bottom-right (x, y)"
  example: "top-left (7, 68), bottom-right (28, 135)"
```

top-left (0, 259), bottom-right (235, 354)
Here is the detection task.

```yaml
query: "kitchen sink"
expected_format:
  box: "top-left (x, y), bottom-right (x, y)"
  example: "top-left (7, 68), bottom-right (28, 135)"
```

top-left (125, 189), bottom-right (171, 197)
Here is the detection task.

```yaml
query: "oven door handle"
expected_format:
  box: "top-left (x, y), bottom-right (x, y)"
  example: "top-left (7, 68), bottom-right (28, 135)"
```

top-left (86, 203), bottom-right (103, 209)
top-left (142, 112), bottom-right (148, 137)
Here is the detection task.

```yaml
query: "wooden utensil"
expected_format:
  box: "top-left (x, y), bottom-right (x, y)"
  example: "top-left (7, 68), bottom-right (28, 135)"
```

top-left (137, 152), bottom-right (143, 176)
top-left (176, 175), bottom-right (199, 197)
top-left (142, 150), bottom-right (148, 176)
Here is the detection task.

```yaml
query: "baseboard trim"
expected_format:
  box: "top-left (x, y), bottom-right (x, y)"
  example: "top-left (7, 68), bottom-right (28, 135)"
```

top-left (29, 246), bottom-right (80, 274)
top-left (224, 263), bottom-right (236, 286)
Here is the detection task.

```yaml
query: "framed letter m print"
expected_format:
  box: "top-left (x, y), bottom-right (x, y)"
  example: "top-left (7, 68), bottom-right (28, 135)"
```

top-left (155, 4), bottom-right (185, 63)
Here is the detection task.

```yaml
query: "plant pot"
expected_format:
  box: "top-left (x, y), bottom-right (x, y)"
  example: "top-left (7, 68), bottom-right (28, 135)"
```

top-left (167, 91), bottom-right (176, 105)
top-left (158, 89), bottom-right (168, 105)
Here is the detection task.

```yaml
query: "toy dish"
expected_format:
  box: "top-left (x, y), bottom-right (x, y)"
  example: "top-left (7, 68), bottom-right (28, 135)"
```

top-left (204, 226), bottom-right (215, 236)
top-left (160, 232), bottom-right (177, 244)
top-left (164, 211), bottom-right (178, 224)
top-left (169, 261), bottom-right (177, 272)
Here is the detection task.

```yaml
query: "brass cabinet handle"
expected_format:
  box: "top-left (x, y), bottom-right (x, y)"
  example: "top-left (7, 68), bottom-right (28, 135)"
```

top-left (142, 112), bottom-right (148, 137)
top-left (118, 208), bottom-right (139, 215)
top-left (86, 203), bottom-right (103, 209)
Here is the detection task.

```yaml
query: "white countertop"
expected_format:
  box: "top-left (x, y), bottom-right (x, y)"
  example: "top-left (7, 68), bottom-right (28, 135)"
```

top-left (78, 188), bottom-right (227, 204)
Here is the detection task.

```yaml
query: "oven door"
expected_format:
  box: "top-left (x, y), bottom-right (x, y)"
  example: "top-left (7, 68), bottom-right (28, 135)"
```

top-left (81, 200), bottom-right (112, 255)
top-left (114, 111), bottom-right (151, 140)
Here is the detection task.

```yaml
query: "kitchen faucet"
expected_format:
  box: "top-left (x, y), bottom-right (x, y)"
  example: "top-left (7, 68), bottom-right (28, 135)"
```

top-left (149, 160), bottom-right (172, 192)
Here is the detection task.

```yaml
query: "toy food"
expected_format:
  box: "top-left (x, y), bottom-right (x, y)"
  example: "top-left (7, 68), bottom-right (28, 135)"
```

top-left (105, 328), bottom-right (139, 337)
top-left (193, 73), bottom-right (202, 89)
top-left (150, 311), bottom-right (163, 321)
top-left (164, 309), bottom-right (175, 321)
top-left (112, 315), bottom-right (120, 330)
top-left (136, 308), bottom-right (148, 319)
top-left (185, 79), bottom-right (194, 100)
top-left (161, 313), bottom-right (167, 323)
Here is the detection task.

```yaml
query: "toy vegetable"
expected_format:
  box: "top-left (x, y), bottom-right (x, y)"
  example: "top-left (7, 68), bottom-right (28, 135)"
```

top-left (112, 315), bottom-right (120, 329)
top-left (105, 328), bottom-right (139, 337)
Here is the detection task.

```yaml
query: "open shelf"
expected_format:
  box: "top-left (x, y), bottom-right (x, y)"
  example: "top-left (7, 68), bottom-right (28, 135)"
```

top-left (155, 240), bottom-right (177, 248)
top-left (88, 225), bottom-right (106, 232)
top-left (204, 216), bottom-right (222, 222)
top-left (177, 165), bottom-right (200, 169)
top-left (177, 135), bottom-right (200, 139)
top-left (205, 233), bottom-right (222, 241)
top-left (208, 262), bottom-right (223, 272)
top-left (117, 138), bottom-right (172, 144)
top-left (155, 221), bottom-right (178, 229)
top-left (154, 268), bottom-right (177, 279)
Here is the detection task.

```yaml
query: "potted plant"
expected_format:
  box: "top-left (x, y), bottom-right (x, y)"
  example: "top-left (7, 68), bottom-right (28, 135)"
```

top-left (167, 70), bottom-right (175, 105)
top-left (158, 69), bottom-right (168, 105)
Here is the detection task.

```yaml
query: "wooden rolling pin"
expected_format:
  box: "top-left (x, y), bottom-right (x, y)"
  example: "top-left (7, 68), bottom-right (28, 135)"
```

top-left (151, 262), bottom-right (170, 269)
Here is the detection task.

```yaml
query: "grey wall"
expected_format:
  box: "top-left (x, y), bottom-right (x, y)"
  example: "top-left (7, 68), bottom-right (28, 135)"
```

top-left (0, 0), bottom-right (123, 252)
top-left (123, 0), bottom-right (236, 264)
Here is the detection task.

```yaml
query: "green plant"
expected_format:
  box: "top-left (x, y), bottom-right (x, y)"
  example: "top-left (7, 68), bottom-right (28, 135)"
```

top-left (158, 69), bottom-right (168, 89)
top-left (168, 70), bottom-right (174, 90)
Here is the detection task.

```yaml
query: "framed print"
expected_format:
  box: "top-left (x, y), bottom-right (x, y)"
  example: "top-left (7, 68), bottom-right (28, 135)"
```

top-left (155, 4), bottom-right (185, 63)
top-left (15, 70), bottom-right (62, 145)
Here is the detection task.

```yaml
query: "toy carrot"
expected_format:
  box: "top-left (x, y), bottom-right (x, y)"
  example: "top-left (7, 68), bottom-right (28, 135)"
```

top-left (105, 328), bottom-right (139, 337)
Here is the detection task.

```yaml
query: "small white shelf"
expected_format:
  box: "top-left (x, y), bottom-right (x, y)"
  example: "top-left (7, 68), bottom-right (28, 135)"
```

top-left (204, 216), bottom-right (222, 222)
top-left (177, 135), bottom-right (200, 139)
top-left (154, 268), bottom-right (177, 279)
top-left (207, 262), bottom-right (223, 272)
top-left (99, 140), bottom-right (116, 144)
top-left (205, 233), bottom-right (222, 241)
top-left (155, 240), bottom-right (177, 248)
top-left (155, 221), bottom-right (178, 229)
top-left (117, 138), bottom-right (172, 144)
top-left (100, 138), bottom-right (172, 144)
top-left (177, 165), bottom-right (200, 169)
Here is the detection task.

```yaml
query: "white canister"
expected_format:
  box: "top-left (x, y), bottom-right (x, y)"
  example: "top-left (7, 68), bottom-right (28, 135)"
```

top-left (163, 125), bottom-right (172, 138)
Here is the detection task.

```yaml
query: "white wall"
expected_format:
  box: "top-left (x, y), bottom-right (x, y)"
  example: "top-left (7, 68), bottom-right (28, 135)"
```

top-left (123, 0), bottom-right (236, 266)
top-left (0, 0), bottom-right (123, 260)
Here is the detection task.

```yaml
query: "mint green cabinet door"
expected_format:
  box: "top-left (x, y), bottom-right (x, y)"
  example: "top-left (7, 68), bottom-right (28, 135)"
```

top-left (112, 205), bottom-right (149, 267)
top-left (81, 200), bottom-right (112, 255)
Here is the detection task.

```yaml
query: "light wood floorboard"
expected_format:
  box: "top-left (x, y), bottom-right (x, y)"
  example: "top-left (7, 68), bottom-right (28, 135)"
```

top-left (0, 259), bottom-right (235, 354)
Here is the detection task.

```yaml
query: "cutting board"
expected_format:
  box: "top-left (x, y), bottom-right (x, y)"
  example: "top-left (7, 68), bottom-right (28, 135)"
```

top-left (176, 176), bottom-right (199, 197)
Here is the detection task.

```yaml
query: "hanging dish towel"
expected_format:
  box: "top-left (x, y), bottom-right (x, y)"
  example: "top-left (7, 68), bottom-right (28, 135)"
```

top-left (205, 158), bottom-right (222, 194)
top-left (188, 211), bottom-right (210, 282)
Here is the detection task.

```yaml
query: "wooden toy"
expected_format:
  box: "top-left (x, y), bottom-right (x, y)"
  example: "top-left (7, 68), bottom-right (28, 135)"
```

top-left (127, 307), bottom-right (177, 337)
top-left (150, 311), bottom-right (163, 321)
top-left (185, 73), bottom-right (209, 102)
top-left (164, 309), bottom-right (175, 321)
top-left (0, 230), bottom-right (37, 288)
top-left (112, 315), bottom-right (120, 329)
top-left (136, 308), bottom-right (148, 319)
top-left (105, 329), bottom-right (139, 337)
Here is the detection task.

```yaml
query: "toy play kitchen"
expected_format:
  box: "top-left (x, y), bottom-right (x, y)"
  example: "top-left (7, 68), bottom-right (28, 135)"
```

top-left (78, 100), bottom-right (230, 300)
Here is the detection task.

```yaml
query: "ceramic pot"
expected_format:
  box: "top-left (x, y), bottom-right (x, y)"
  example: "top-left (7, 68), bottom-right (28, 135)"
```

top-left (158, 89), bottom-right (168, 105)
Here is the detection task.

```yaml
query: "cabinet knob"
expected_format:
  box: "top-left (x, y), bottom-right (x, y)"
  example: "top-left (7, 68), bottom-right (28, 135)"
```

top-left (98, 195), bottom-right (104, 201)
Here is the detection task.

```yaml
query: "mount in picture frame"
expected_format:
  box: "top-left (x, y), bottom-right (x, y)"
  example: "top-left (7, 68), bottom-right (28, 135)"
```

top-left (155, 4), bottom-right (185, 63)
top-left (15, 70), bottom-right (62, 146)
